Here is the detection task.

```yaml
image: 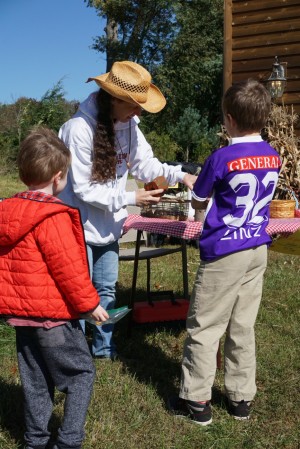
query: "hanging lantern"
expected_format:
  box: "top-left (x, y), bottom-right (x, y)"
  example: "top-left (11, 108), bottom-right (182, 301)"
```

top-left (266, 56), bottom-right (287, 99)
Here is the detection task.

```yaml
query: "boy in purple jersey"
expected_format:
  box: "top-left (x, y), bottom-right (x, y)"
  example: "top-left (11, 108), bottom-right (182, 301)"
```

top-left (168, 79), bottom-right (281, 425)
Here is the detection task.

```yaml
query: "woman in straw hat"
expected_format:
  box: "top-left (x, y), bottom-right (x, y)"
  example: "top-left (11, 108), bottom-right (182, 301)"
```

top-left (59, 61), bottom-right (196, 360)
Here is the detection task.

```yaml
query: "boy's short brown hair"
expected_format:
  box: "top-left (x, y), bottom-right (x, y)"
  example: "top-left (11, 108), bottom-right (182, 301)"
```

top-left (18, 126), bottom-right (71, 186)
top-left (222, 78), bottom-right (271, 133)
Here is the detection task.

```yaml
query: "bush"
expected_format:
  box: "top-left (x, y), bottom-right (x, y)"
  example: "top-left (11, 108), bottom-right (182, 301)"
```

top-left (145, 130), bottom-right (180, 161)
top-left (0, 81), bottom-right (77, 175)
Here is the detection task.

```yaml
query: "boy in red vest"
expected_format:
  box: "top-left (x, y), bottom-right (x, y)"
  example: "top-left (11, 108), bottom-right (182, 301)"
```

top-left (0, 127), bottom-right (108, 449)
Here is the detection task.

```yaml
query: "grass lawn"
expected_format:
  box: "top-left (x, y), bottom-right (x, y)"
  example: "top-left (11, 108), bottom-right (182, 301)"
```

top-left (0, 174), bottom-right (25, 198)
top-left (0, 175), bottom-right (299, 448)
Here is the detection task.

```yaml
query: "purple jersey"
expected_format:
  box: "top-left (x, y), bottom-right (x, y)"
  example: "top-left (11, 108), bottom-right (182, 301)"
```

top-left (192, 139), bottom-right (281, 261)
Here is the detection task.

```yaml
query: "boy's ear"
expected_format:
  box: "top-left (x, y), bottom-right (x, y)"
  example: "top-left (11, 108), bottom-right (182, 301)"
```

top-left (226, 113), bottom-right (236, 128)
top-left (53, 171), bottom-right (62, 185)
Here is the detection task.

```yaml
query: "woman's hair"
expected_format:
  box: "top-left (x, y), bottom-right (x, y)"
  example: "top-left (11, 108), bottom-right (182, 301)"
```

top-left (18, 126), bottom-right (71, 186)
top-left (91, 89), bottom-right (117, 183)
top-left (222, 78), bottom-right (271, 133)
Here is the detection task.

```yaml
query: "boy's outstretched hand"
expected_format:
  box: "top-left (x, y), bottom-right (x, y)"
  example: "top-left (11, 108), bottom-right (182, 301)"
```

top-left (182, 173), bottom-right (197, 190)
top-left (88, 305), bottom-right (109, 324)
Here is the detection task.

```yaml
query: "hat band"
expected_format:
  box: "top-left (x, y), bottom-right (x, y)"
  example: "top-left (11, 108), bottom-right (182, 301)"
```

top-left (107, 73), bottom-right (150, 95)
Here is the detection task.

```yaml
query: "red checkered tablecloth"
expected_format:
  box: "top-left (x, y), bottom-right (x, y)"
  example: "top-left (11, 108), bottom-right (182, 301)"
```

top-left (123, 214), bottom-right (300, 241)
top-left (266, 218), bottom-right (300, 234)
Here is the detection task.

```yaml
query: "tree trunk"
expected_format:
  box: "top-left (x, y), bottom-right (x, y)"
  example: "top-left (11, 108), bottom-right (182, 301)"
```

top-left (105, 16), bottom-right (118, 71)
top-left (185, 145), bottom-right (189, 163)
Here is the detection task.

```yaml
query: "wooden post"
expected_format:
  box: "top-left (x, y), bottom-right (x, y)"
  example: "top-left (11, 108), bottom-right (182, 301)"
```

top-left (223, 0), bottom-right (232, 94)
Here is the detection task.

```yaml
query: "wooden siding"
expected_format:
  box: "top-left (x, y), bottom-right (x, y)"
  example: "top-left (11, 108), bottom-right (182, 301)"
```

top-left (224, 0), bottom-right (300, 131)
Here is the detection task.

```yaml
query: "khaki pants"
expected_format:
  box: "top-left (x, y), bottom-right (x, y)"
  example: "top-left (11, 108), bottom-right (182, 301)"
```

top-left (180, 245), bottom-right (267, 402)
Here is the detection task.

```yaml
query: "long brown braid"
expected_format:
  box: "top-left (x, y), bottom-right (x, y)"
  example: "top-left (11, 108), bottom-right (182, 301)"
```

top-left (91, 89), bottom-right (117, 183)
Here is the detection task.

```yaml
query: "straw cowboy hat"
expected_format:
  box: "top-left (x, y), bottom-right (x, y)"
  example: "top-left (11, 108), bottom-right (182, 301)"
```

top-left (86, 61), bottom-right (166, 113)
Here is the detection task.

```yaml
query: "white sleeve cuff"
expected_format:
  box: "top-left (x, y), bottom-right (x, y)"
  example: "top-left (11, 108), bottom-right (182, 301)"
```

top-left (176, 171), bottom-right (186, 183)
top-left (191, 191), bottom-right (207, 202)
top-left (126, 191), bottom-right (136, 206)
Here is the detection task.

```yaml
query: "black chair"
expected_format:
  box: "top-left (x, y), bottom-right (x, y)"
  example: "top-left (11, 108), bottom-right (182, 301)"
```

top-left (119, 229), bottom-right (189, 334)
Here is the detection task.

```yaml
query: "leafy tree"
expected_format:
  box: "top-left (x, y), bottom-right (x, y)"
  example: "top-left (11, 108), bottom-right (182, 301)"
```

top-left (29, 80), bottom-right (77, 132)
top-left (0, 132), bottom-right (17, 173)
top-left (0, 98), bottom-right (34, 172)
top-left (167, 107), bottom-right (220, 163)
top-left (140, 0), bottom-right (223, 161)
top-left (0, 81), bottom-right (76, 174)
top-left (155, 0), bottom-right (223, 128)
top-left (84, 0), bottom-right (224, 162)
top-left (194, 121), bottom-right (220, 165)
top-left (144, 130), bottom-right (180, 162)
top-left (168, 106), bottom-right (202, 162)
top-left (84, 0), bottom-right (176, 70)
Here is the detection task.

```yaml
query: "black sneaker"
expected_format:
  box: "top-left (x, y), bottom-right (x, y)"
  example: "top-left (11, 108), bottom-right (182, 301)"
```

top-left (229, 400), bottom-right (251, 420)
top-left (168, 396), bottom-right (212, 426)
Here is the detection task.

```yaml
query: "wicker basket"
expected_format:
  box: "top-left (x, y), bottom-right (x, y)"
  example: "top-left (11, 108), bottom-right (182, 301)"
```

top-left (141, 198), bottom-right (190, 221)
top-left (270, 199), bottom-right (296, 218)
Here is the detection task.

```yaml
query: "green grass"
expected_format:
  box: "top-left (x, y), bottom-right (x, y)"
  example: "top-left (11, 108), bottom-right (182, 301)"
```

top-left (0, 174), bottom-right (25, 198)
top-left (0, 179), bottom-right (300, 449)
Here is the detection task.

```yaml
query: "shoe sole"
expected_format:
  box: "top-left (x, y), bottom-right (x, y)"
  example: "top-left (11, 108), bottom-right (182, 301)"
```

top-left (193, 417), bottom-right (212, 426)
top-left (227, 399), bottom-right (251, 421)
top-left (168, 398), bottom-right (212, 426)
top-left (233, 415), bottom-right (250, 421)
top-left (172, 413), bottom-right (212, 426)
top-left (173, 413), bottom-right (212, 427)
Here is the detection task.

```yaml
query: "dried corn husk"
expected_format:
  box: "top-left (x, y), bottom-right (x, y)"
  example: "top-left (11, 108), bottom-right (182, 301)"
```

top-left (265, 104), bottom-right (300, 202)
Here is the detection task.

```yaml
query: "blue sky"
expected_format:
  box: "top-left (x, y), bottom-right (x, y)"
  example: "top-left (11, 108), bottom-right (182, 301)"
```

top-left (0, 0), bottom-right (107, 104)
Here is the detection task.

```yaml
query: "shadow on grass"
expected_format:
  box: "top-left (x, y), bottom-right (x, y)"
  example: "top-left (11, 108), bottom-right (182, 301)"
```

top-left (0, 377), bottom-right (24, 445)
top-left (0, 377), bottom-right (67, 449)
top-left (114, 287), bottom-right (226, 411)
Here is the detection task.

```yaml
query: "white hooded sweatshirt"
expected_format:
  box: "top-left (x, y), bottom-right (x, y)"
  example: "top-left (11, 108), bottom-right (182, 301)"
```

top-left (59, 92), bottom-right (185, 246)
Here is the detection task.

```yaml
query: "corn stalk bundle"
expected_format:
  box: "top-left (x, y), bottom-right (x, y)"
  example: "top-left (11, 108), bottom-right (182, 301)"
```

top-left (265, 104), bottom-right (300, 201)
top-left (217, 125), bottom-right (230, 148)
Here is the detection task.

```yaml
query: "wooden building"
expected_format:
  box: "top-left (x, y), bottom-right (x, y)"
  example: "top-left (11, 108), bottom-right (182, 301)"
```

top-left (223, 0), bottom-right (300, 132)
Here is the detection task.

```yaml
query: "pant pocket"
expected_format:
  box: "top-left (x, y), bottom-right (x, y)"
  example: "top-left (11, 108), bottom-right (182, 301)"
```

top-left (36, 325), bottom-right (66, 347)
